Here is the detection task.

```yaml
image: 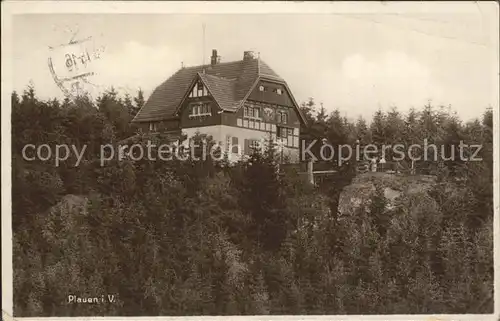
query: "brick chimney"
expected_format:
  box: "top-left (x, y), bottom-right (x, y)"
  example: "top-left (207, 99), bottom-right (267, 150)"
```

top-left (211, 49), bottom-right (219, 66)
top-left (243, 51), bottom-right (255, 61)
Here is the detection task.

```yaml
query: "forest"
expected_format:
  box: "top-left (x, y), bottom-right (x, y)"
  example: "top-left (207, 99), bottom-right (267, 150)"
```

top-left (11, 85), bottom-right (494, 316)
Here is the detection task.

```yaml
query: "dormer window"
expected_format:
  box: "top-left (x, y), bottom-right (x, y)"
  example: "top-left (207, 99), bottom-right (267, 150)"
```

top-left (276, 88), bottom-right (282, 95)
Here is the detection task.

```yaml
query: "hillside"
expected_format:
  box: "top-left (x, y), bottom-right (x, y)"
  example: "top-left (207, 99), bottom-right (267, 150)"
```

top-left (11, 88), bottom-right (494, 316)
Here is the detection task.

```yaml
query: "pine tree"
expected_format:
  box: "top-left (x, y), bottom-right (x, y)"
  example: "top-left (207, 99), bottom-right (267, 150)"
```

top-left (316, 103), bottom-right (327, 124)
top-left (419, 102), bottom-right (438, 142)
top-left (123, 93), bottom-right (134, 116)
top-left (132, 88), bottom-right (146, 117)
top-left (299, 97), bottom-right (316, 125)
top-left (355, 116), bottom-right (370, 145)
top-left (385, 107), bottom-right (404, 144)
top-left (370, 109), bottom-right (386, 146)
top-left (12, 91), bottom-right (20, 106)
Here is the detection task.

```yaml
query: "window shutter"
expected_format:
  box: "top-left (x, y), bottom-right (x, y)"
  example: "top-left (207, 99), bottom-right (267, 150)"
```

top-left (244, 139), bottom-right (250, 155)
top-left (226, 135), bottom-right (231, 152)
top-left (277, 126), bottom-right (283, 138)
top-left (232, 136), bottom-right (239, 154)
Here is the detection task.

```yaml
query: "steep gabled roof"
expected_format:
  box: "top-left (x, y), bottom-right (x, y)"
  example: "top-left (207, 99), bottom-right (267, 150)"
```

top-left (132, 57), bottom-right (283, 123)
top-left (198, 73), bottom-right (238, 111)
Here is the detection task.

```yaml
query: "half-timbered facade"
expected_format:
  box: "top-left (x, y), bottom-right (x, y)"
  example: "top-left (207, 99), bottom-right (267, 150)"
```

top-left (132, 50), bottom-right (306, 162)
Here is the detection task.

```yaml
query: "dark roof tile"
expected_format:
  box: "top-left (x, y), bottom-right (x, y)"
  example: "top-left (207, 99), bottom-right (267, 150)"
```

top-left (199, 73), bottom-right (238, 111)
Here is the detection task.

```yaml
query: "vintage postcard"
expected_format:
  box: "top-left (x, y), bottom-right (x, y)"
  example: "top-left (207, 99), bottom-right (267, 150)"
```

top-left (2, 1), bottom-right (499, 320)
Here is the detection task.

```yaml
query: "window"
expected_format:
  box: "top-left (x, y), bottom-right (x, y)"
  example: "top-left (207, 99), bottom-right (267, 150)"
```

top-left (245, 139), bottom-right (262, 155)
top-left (249, 139), bottom-right (261, 151)
top-left (259, 85), bottom-right (265, 91)
top-left (149, 122), bottom-right (157, 132)
top-left (277, 110), bottom-right (288, 124)
top-left (226, 135), bottom-right (240, 154)
top-left (244, 105), bottom-right (261, 120)
top-left (197, 81), bottom-right (204, 97)
top-left (253, 107), bottom-right (260, 118)
top-left (231, 136), bottom-right (240, 154)
top-left (190, 103), bottom-right (211, 117)
top-left (277, 126), bottom-right (288, 139)
top-left (276, 126), bottom-right (299, 147)
top-left (277, 127), bottom-right (295, 139)
top-left (276, 89), bottom-right (282, 95)
top-left (189, 80), bottom-right (209, 98)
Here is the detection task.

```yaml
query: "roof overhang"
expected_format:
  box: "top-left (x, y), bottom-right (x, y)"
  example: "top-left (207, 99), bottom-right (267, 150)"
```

top-left (131, 116), bottom-right (180, 123)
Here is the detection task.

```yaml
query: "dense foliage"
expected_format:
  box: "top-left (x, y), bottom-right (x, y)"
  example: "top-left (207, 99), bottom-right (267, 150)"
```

top-left (12, 87), bottom-right (493, 316)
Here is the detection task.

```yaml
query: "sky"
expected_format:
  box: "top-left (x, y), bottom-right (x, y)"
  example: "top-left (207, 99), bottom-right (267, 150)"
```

top-left (10, 2), bottom-right (499, 121)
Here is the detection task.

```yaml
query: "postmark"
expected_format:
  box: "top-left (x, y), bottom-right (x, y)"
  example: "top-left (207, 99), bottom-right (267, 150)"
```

top-left (47, 26), bottom-right (105, 100)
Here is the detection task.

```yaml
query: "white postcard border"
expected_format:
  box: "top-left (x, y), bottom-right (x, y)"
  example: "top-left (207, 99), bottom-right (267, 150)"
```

top-left (2, 1), bottom-right (499, 321)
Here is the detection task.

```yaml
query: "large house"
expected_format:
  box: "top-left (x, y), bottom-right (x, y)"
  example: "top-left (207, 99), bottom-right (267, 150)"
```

top-left (132, 50), bottom-right (306, 162)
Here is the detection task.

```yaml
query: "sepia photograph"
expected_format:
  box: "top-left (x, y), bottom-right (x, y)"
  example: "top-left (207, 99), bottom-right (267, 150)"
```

top-left (2, 1), bottom-right (499, 319)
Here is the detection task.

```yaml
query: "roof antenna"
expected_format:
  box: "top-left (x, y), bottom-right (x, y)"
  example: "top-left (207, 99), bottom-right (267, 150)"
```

top-left (202, 22), bottom-right (206, 68)
top-left (257, 51), bottom-right (261, 74)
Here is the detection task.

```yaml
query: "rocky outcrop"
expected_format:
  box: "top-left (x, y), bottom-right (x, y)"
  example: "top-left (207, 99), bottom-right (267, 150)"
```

top-left (54, 194), bottom-right (88, 212)
top-left (338, 172), bottom-right (437, 216)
